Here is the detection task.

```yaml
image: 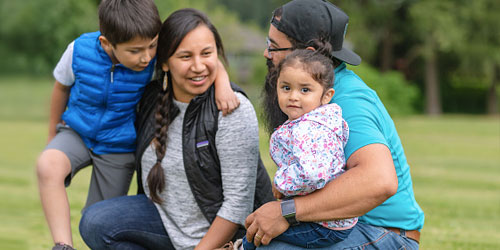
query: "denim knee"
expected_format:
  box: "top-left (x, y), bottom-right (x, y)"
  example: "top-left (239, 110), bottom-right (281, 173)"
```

top-left (79, 202), bottom-right (110, 249)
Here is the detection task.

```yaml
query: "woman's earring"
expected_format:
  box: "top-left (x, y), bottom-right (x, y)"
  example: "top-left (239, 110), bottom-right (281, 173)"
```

top-left (163, 73), bottom-right (168, 91)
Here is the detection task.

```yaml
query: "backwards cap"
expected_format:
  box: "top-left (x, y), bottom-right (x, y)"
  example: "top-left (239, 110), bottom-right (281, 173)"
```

top-left (272, 0), bottom-right (361, 65)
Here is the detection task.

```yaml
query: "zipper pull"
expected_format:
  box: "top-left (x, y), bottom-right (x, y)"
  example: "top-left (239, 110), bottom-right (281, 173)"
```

top-left (110, 64), bottom-right (115, 83)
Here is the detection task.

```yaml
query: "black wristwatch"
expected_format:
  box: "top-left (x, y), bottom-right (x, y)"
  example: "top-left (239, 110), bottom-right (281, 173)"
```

top-left (280, 199), bottom-right (300, 226)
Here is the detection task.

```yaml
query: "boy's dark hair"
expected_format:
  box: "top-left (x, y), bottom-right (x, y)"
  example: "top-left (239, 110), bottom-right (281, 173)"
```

top-left (276, 40), bottom-right (335, 92)
top-left (98, 0), bottom-right (161, 45)
top-left (148, 8), bottom-right (226, 204)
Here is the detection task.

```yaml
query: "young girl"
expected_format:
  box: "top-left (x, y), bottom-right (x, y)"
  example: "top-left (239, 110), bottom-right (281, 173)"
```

top-left (243, 45), bottom-right (358, 249)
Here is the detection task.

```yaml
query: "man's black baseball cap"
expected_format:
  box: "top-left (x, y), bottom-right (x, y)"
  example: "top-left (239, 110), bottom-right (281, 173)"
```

top-left (272, 0), bottom-right (361, 65)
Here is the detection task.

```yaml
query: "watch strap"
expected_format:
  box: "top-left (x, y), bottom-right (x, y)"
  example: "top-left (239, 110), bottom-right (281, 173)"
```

top-left (280, 198), bottom-right (299, 226)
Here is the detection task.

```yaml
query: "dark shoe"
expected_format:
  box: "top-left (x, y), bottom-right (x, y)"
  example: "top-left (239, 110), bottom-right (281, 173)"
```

top-left (52, 243), bottom-right (76, 250)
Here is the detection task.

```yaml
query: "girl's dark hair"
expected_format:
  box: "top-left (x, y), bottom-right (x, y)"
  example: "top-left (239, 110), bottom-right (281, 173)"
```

top-left (262, 39), bottom-right (335, 134)
top-left (271, 7), bottom-right (341, 67)
top-left (98, 0), bottom-right (161, 45)
top-left (262, 8), bottom-right (341, 134)
top-left (276, 39), bottom-right (335, 91)
top-left (262, 64), bottom-right (287, 134)
top-left (147, 8), bottom-right (226, 204)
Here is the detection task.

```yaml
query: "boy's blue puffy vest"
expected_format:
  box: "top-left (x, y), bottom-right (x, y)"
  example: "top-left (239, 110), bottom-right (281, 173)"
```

top-left (62, 31), bottom-right (155, 154)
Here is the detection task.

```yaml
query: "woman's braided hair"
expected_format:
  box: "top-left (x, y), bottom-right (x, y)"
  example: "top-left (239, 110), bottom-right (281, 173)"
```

top-left (147, 71), bottom-right (177, 204)
top-left (147, 8), bottom-right (226, 203)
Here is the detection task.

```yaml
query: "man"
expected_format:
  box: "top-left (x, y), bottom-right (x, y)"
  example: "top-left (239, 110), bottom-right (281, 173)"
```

top-left (245, 0), bottom-right (424, 249)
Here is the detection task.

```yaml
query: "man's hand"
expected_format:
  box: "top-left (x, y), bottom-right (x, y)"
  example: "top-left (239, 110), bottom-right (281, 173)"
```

top-left (244, 201), bottom-right (289, 247)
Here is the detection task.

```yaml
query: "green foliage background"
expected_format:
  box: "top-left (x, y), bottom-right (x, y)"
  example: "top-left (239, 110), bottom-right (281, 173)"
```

top-left (350, 64), bottom-right (420, 116)
top-left (3, 0), bottom-right (499, 114)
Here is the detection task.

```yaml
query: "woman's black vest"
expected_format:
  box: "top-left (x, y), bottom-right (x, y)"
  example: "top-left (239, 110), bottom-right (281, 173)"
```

top-left (135, 80), bottom-right (274, 224)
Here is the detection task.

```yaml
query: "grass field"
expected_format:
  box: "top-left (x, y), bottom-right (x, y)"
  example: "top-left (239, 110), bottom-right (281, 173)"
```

top-left (0, 76), bottom-right (499, 249)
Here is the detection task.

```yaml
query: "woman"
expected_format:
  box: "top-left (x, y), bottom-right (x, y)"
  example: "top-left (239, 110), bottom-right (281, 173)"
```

top-left (79, 8), bottom-right (273, 249)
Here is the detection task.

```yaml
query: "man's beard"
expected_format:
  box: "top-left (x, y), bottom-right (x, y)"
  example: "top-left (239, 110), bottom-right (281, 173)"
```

top-left (261, 59), bottom-right (288, 135)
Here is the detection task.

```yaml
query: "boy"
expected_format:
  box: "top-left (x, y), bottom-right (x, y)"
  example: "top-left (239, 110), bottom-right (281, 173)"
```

top-left (36, 1), bottom-right (237, 249)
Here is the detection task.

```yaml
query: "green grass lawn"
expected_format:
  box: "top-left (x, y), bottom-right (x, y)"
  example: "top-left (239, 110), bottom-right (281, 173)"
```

top-left (1, 76), bottom-right (499, 249)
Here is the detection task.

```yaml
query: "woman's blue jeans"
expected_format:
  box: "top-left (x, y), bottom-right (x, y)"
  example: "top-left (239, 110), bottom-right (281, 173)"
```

top-left (79, 194), bottom-right (175, 250)
top-left (256, 222), bottom-right (419, 250)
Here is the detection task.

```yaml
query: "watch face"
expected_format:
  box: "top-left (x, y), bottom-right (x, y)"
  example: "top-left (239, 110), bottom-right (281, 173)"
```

top-left (281, 199), bottom-right (295, 215)
top-left (281, 199), bottom-right (299, 226)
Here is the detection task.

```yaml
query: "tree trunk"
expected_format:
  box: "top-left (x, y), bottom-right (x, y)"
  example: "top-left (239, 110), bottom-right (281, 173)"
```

top-left (486, 63), bottom-right (499, 114)
top-left (380, 27), bottom-right (393, 72)
top-left (424, 45), bottom-right (442, 115)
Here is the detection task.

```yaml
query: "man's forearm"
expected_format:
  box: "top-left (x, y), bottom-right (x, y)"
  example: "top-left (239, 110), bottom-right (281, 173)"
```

top-left (295, 144), bottom-right (398, 222)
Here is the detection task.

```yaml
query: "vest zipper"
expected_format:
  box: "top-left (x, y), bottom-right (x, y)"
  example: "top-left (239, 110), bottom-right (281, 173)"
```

top-left (93, 65), bottom-right (113, 140)
top-left (110, 64), bottom-right (115, 83)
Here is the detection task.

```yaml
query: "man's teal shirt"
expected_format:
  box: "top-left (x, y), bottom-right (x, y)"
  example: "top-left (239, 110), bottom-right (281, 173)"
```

top-left (331, 63), bottom-right (425, 231)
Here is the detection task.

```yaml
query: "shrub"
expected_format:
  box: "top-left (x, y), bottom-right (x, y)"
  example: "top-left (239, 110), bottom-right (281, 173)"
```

top-left (350, 64), bottom-right (421, 116)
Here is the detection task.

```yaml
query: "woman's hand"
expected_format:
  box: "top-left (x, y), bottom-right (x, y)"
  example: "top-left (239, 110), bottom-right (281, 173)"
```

top-left (195, 216), bottom-right (238, 250)
top-left (244, 201), bottom-right (289, 246)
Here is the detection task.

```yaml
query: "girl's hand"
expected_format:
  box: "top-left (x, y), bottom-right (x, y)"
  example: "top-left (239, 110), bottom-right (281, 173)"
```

top-left (272, 185), bottom-right (283, 200)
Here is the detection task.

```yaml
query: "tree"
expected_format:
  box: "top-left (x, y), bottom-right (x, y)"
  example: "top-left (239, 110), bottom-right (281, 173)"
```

top-left (209, 0), bottom-right (288, 28)
top-left (451, 0), bottom-right (500, 114)
top-left (409, 0), bottom-right (465, 115)
top-left (339, 0), bottom-right (498, 114)
top-left (0, 0), bottom-right (98, 75)
top-left (337, 0), bottom-right (416, 72)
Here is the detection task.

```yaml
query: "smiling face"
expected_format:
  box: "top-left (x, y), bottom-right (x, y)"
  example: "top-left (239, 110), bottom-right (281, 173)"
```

top-left (161, 25), bottom-right (218, 103)
top-left (277, 65), bottom-right (334, 121)
top-left (100, 35), bottom-right (158, 72)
